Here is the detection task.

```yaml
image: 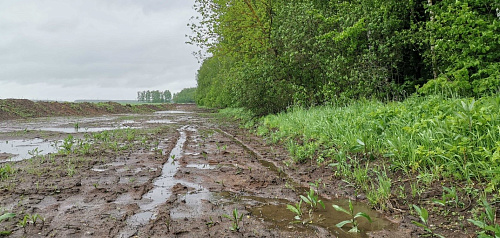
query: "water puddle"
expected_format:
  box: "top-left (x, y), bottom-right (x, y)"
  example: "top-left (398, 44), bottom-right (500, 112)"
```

top-left (0, 138), bottom-right (57, 162)
top-left (145, 119), bottom-right (175, 124)
top-left (120, 125), bottom-right (190, 237)
top-left (38, 126), bottom-right (139, 133)
top-left (252, 199), bottom-right (395, 237)
top-left (154, 110), bottom-right (192, 114)
top-left (91, 161), bottom-right (127, 172)
top-left (213, 191), bottom-right (394, 237)
top-left (186, 164), bottom-right (216, 170)
top-left (169, 182), bottom-right (211, 220)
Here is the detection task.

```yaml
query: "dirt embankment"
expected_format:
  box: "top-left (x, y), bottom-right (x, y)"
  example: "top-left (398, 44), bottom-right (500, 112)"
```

top-left (0, 99), bottom-right (177, 120)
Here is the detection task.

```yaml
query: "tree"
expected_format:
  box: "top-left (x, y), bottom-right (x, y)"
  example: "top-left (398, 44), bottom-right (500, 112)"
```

top-left (190, 0), bottom-right (500, 115)
top-left (173, 88), bottom-right (197, 103)
top-left (164, 90), bottom-right (172, 102)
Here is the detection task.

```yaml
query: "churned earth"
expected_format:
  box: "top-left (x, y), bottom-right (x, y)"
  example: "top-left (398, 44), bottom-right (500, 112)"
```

top-left (0, 104), bottom-right (453, 237)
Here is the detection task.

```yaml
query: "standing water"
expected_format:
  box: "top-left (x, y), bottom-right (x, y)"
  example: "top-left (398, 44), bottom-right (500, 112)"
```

top-left (119, 125), bottom-right (194, 237)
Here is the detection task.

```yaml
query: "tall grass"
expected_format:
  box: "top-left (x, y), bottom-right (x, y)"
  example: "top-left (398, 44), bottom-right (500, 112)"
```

top-left (257, 95), bottom-right (500, 192)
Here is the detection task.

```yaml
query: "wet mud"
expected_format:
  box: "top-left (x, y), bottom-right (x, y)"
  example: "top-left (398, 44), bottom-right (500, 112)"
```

top-left (0, 105), bottom-right (418, 237)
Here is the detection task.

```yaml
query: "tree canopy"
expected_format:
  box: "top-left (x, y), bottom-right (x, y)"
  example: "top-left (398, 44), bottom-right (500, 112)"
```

top-left (189, 0), bottom-right (500, 115)
top-left (173, 88), bottom-right (197, 103)
top-left (137, 90), bottom-right (172, 103)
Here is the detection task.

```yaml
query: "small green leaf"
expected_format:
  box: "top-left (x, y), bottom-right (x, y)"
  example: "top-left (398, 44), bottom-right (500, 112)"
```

top-left (300, 195), bottom-right (311, 205)
top-left (332, 204), bottom-right (350, 215)
top-left (354, 212), bottom-right (372, 223)
top-left (432, 199), bottom-right (446, 206)
top-left (467, 218), bottom-right (486, 228)
top-left (318, 200), bottom-right (325, 209)
top-left (411, 221), bottom-right (428, 229)
top-left (336, 220), bottom-right (352, 228)
top-left (348, 226), bottom-right (359, 233)
top-left (0, 213), bottom-right (15, 222)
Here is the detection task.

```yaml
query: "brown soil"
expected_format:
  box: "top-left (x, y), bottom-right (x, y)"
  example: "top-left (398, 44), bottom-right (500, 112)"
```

top-left (0, 99), bottom-right (177, 120)
top-left (0, 103), bottom-right (477, 237)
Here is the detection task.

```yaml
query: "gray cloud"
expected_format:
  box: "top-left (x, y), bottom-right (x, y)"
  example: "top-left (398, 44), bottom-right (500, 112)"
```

top-left (0, 0), bottom-right (199, 100)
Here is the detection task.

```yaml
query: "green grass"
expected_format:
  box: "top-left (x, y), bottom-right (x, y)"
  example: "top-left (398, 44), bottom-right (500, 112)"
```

top-left (256, 94), bottom-right (500, 193)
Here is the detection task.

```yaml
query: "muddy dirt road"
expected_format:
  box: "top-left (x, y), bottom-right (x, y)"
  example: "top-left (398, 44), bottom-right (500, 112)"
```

top-left (0, 105), bottom-right (413, 237)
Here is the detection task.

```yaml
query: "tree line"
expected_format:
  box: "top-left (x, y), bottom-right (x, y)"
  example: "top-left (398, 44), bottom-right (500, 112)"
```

top-left (173, 87), bottom-right (196, 103)
top-left (189, 0), bottom-right (500, 115)
top-left (137, 90), bottom-right (172, 103)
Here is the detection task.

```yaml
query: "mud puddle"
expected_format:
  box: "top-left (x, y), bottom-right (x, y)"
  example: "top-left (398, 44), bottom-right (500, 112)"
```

top-left (0, 138), bottom-right (57, 162)
top-left (154, 110), bottom-right (192, 114)
top-left (119, 125), bottom-right (206, 237)
top-left (38, 126), bottom-right (139, 133)
top-left (249, 197), bottom-right (395, 237)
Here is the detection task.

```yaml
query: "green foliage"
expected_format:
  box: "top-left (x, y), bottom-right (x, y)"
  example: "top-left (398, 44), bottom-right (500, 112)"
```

top-left (137, 90), bottom-right (172, 103)
top-left (190, 0), bottom-right (499, 113)
top-left (173, 88), bottom-right (196, 104)
top-left (257, 95), bottom-right (500, 192)
top-left (0, 164), bottom-right (14, 181)
top-left (412, 205), bottom-right (444, 238)
top-left (0, 213), bottom-right (15, 235)
top-left (300, 188), bottom-right (325, 211)
top-left (222, 208), bottom-right (243, 232)
top-left (286, 200), bottom-right (303, 221)
top-left (416, 0), bottom-right (500, 97)
top-left (59, 135), bottom-right (74, 154)
top-left (468, 199), bottom-right (500, 238)
top-left (432, 186), bottom-right (464, 209)
top-left (332, 199), bottom-right (372, 233)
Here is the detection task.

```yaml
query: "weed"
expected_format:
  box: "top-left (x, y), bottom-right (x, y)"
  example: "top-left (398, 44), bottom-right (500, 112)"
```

top-left (0, 213), bottom-right (15, 235)
top-left (411, 205), bottom-right (444, 238)
top-left (27, 147), bottom-right (43, 158)
top-left (300, 188), bottom-right (325, 211)
top-left (206, 216), bottom-right (217, 228)
top-left (0, 164), bottom-right (14, 181)
top-left (432, 186), bottom-right (463, 208)
top-left (223, 208), bottom-right (243, 232)
top-left (286, 200), bottom-right (303, 221)
top-left (59, 135), bottom-right (74, 153)
top-left (332, 199), bottom-right (372, 233)
top-left (66, 162), bottom-right (76, 177)
top-left (309, 178), bottom-right (322, 188)
top-left (18, 214), bottom-right (29, 231)
top-left (468, 199), bottom-right (500, 237)
top-left (257, 95), bottom-right (500, 194)
top-left (367, 170), bottom-right (392, 210)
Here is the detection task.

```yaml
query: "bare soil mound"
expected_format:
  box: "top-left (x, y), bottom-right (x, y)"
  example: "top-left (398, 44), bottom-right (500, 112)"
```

top-left (0, 99), bottom-right (176, 120)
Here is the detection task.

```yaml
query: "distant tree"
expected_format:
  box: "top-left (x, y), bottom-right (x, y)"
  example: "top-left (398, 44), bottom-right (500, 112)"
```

top-left (173, 88), bottom-right (196, 103)
top-left (137, 89), bottom-right (173, 103)
top-left (164, 90), bottom-right (172, 102)
top-left (145, 90), bottom-right (151, 103)
top-left (151, 90), bottom-right (161, 103)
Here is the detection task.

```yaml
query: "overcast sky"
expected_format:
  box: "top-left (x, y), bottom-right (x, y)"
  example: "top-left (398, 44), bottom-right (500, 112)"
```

top-left (0, 0), bottom-right (200, 101)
